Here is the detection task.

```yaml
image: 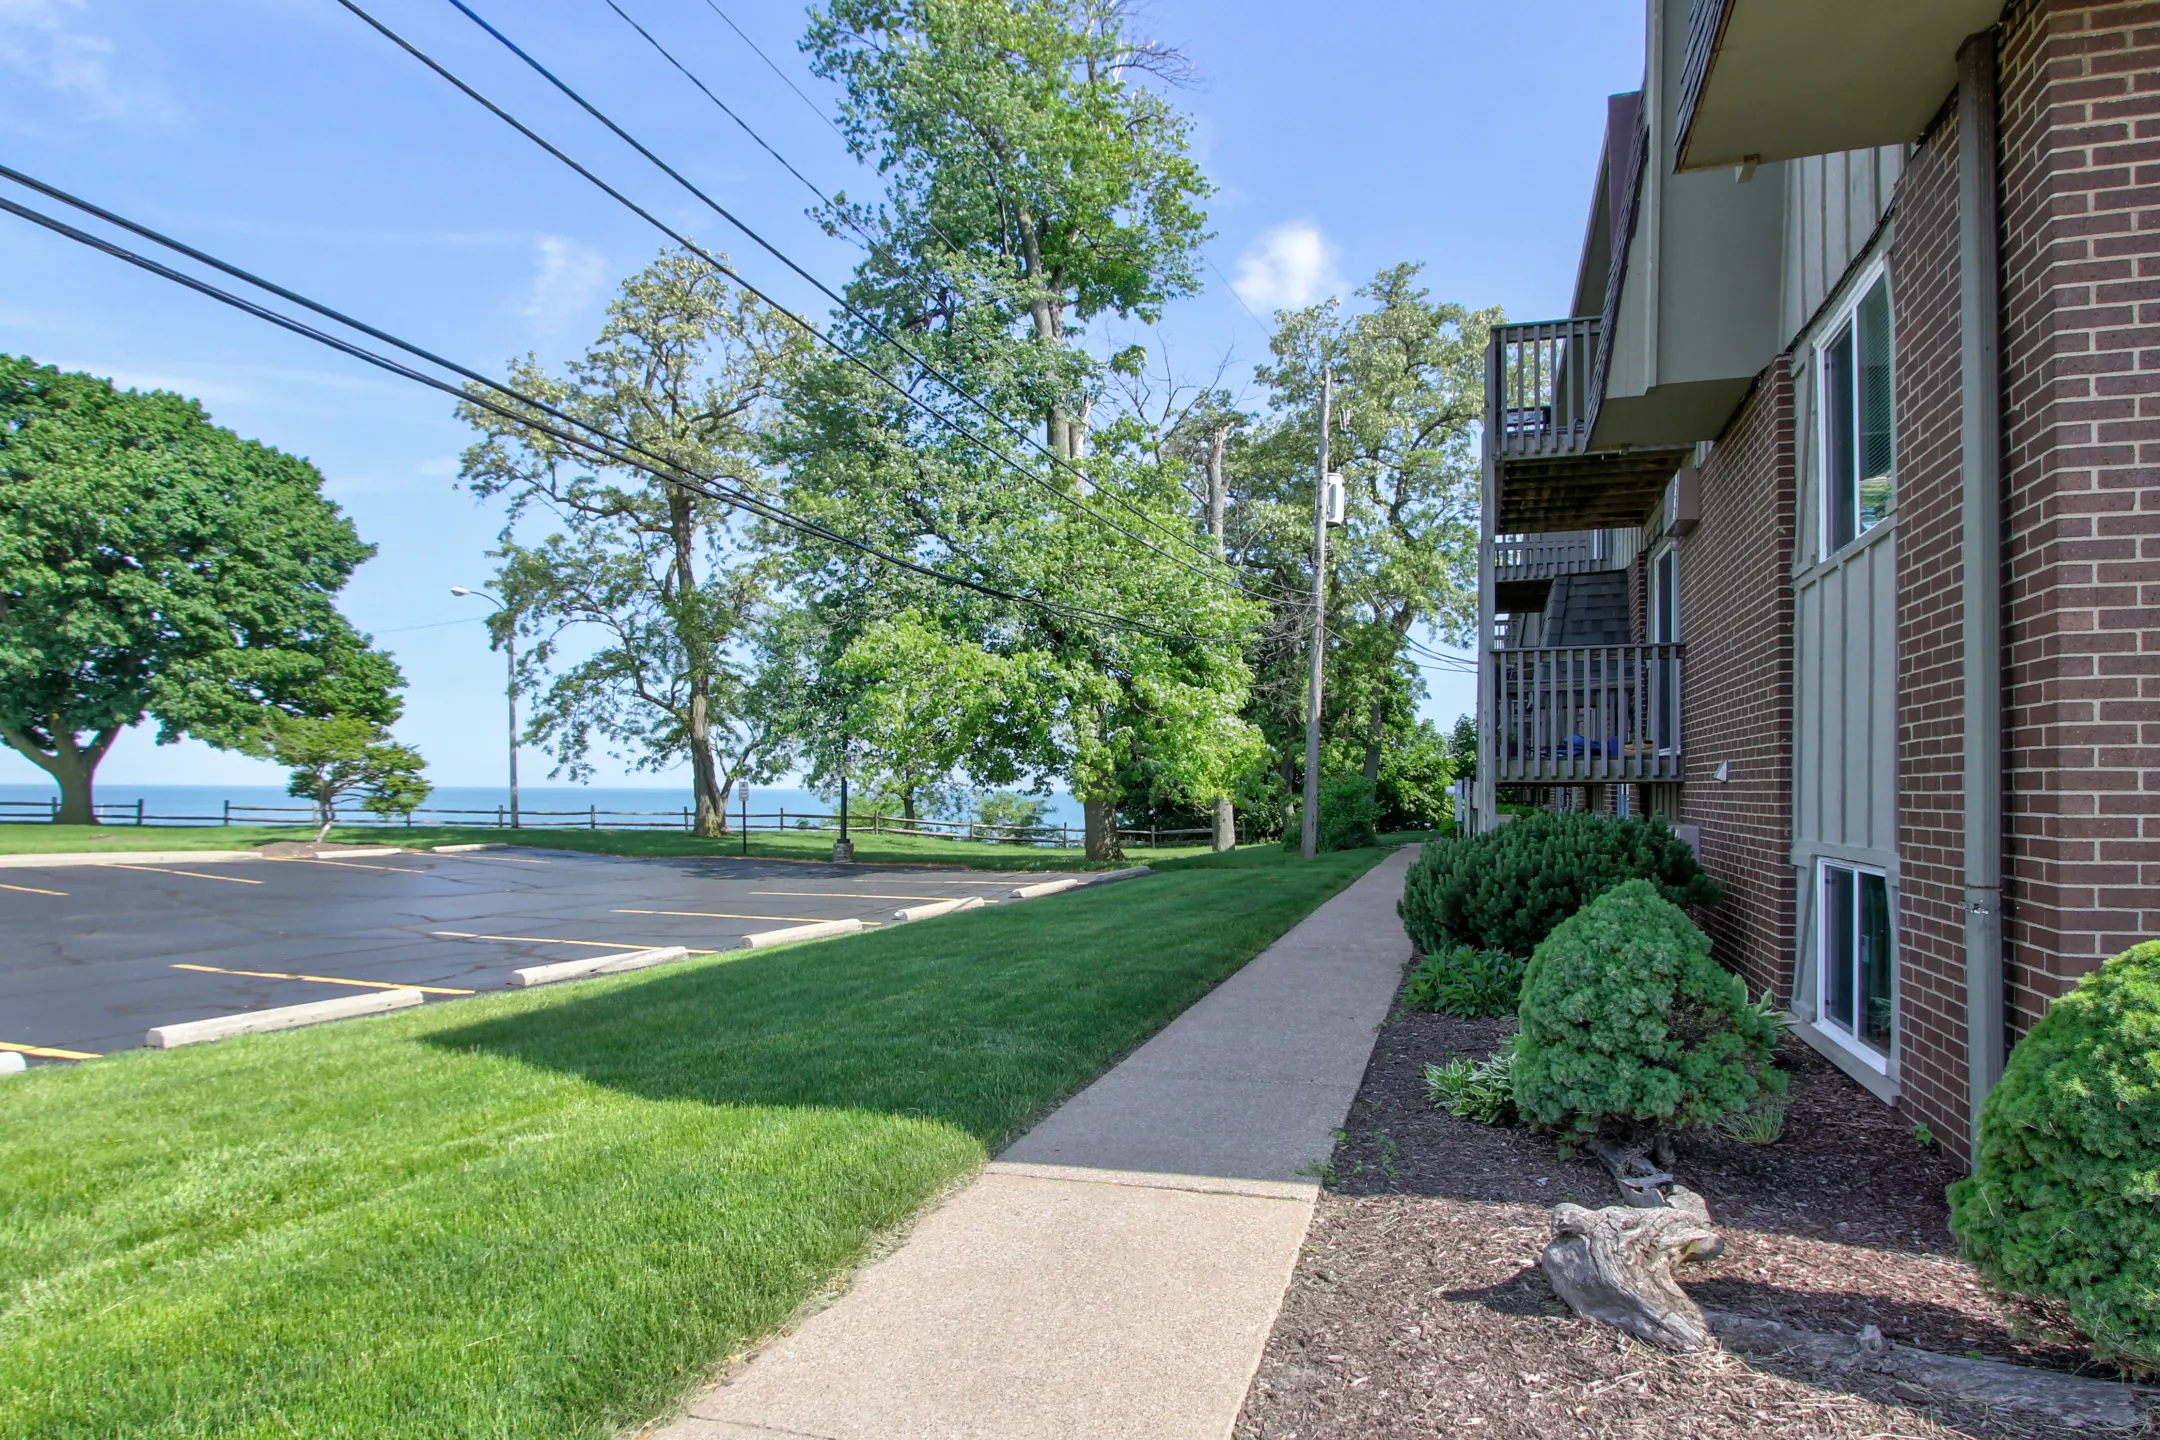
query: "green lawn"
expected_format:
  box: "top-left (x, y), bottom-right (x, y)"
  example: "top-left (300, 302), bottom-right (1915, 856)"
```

top-left (0, 820), bottom-right (1216, 870)
top-left (0, 844), bottom-right (1388, 1439)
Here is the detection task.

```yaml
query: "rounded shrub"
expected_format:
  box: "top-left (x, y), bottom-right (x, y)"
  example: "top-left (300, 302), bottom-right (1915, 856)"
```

top-left (1398, 810), bottom-right (1718, 958)
top-left (1949, 940), bottom-right (2160, 1377)
top-left (1512, 878), bottom-right (1784, 1151)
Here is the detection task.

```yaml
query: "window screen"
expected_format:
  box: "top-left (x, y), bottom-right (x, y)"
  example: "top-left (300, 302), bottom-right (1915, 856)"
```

top-left (1820, 861), bottom-right (1894, 1060)
top-left (1821, 273), bottom-right (1893, 555)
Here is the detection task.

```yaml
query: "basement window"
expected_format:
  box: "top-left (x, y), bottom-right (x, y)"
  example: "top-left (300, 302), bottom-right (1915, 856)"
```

top-left (1817, 860), bottom-right (1894, 1066)
top-left (1818, 269), bottom-right (1894, 556)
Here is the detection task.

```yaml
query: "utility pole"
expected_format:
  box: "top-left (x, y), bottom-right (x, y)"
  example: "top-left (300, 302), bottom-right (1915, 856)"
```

top-left (1208, 422), bottom-right (1236, 853)
top-left (452, 586), bottom-right (519, 829)
top-left (1301, 371), bottom-right (1333, 860)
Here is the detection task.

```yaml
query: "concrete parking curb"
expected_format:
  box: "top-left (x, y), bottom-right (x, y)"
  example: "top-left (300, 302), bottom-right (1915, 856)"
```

top-left (0, 850), bottom-right (262, 869)
top-left (893, 896), bottom-right (986, 922)
top-left (510, 945), bottom-right (693, 988)
top-left (146, 988), bottom-right (425, 1048)
top-left (1010, 876), bottom-right (1085, 900)
top-left (737, 918), bottom-right (863, 949)
top-left (1010, 866), bottom-right (1152, 901)
top-left (428, 843), bottom-right (504, 853)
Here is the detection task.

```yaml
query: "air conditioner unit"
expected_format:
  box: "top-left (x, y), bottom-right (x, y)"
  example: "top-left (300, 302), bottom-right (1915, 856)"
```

top-left (1664, 467), bottom-right (1701, 536)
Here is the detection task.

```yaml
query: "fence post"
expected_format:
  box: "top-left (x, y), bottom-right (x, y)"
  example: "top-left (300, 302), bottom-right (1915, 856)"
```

top-left (223, 799), bottom-right (231, 827)
top-left (590, 804), bottom-right (597, 830)
top-left (50, 797), bottom-right (58, 823)
top-left (498, 805), bottom-right (505, 827)
top-left (137, 798), bottom-right (145, 827)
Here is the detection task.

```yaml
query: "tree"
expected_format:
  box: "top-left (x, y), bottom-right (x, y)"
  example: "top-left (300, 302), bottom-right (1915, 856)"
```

top-left (779, 0), bottom-right (1259, 860)
top-left (249, 713), bottom-right (431, 840)
top-left (457, 250), bottom-right (808, 835)
top-left (805, 0), bottom-right (1210, 461)
top-left (1234, 267), bottom-right (1496, 795)
top-left (0, 357), bottom-right (401, 824)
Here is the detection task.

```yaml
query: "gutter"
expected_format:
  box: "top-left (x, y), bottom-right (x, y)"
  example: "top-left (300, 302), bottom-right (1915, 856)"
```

top-left (1955, 30), bottom-right (2005, 1154)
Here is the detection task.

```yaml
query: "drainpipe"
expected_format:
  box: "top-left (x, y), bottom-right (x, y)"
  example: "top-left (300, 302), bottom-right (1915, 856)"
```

top-left (1475, 333), bottom-right (1500, 833)
top-left (1956, 30), bottom-right (2005, 1154)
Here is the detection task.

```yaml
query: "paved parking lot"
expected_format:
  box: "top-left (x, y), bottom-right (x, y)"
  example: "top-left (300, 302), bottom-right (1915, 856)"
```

top-left (0, 847), bottom-right (1048, 1061)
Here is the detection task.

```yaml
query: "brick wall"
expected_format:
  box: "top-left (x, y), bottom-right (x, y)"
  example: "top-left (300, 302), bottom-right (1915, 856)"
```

top-left (1889, 0), bottom-right (2160, 1166)
top-left (1890, 96), bottom-right (1972, 1159)
top-left (1677, 370), bottom-right (1799, 1002)
top-left (1998, 0), bottom-right (2160, 1026)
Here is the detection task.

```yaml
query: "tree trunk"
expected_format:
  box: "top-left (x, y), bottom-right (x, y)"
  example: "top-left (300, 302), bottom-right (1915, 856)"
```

top-left (49, 748), bottom-right (96, 826)
top-left (903, 788), bottom-right (918, 822)
top-left (1082, 796), bottom-right (1124, 862)
top-left (1212, 795), bottom-right (1236, 852)
top-left (1362, 693), bottom-right (1386, 783)
top-left (686, 688), bottom-right (726, 838)
top-left (2, 725), bottom-right (113, 826)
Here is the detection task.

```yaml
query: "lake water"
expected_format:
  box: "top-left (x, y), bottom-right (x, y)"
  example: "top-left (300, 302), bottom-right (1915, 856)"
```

top-left (0, 782), bottom-right (1085, 831)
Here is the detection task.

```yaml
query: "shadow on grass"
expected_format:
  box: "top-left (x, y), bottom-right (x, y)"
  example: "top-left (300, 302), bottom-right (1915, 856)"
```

top-left (424, 848), bottom-right (1391, 1148)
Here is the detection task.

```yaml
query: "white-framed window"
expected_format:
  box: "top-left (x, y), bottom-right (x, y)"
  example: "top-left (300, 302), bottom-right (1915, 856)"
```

top-left (1648, 541), bottom-right (1680, 752)
top-left (1815, 264), bottom-right (1895, 558)
top-left (1816, 859), bottom-right (1895, 1066)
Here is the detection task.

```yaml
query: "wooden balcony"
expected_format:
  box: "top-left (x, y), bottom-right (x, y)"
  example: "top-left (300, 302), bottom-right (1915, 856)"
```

top-left (1489, 643), bottom-right (1684, 783)
top-left (1487, 320), bottom-right (1692, 532)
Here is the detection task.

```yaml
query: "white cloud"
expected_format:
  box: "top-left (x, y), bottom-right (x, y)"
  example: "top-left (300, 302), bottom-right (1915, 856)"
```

top-left (0, 0), bottom-right (179, 123)
top-left (519, 236), bottom-right (608, 335)
top-left (1231, 222), bottom-right (1346, 312)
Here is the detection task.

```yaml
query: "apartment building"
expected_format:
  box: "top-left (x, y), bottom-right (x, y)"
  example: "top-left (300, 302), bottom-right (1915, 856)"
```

top-left (1472, 0), bottom-right (2160, 1163)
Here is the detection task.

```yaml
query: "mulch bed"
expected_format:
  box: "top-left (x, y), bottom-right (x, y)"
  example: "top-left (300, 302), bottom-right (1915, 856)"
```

top-left (1235, 982), bottom-right (2153, 1440)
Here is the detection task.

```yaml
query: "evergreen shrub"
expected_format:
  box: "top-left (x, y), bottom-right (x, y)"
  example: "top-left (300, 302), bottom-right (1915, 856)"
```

top-left (1512, 879), bottom-right (1784, 1150)
top-left (1948, 940), bottom-right (2160, 1376)
top-left (1398, 810), bottom-right (1717, 958)
top-left (1405, 944), bottom-right (1524, 1017)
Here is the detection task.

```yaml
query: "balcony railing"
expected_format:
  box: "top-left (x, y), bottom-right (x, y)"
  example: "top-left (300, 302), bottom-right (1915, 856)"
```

top-left (1489, 643), bottom-right (1684, 783)
top-left (1491, 317), bottom-right (1600, 459)
top-left (1493, 528), bottom-right (1641, 579)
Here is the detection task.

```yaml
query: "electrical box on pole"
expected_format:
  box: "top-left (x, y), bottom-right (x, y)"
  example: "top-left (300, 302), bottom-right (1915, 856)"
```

top-left (1324, 472), bottom-right (1346, 527)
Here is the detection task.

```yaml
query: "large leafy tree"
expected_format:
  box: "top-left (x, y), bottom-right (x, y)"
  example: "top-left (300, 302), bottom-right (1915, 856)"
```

top-left (1237, 265), bottom-right (1496, 793)
top-left (0, 357), bottom-right (400, 824)
top-left (781, 0), bottom-right (1257, 859)
top-left (458, 250), bottom-right (808, 836)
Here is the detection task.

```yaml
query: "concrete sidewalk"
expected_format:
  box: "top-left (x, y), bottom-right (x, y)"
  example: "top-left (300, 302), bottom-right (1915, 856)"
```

top-left (654, 846), bottom-right (1416, 1440)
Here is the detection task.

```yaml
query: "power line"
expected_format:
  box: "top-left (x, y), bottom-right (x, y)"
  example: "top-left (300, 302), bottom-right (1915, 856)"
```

top-left (401, 0), bottom-right (1253, 595)
top-left (697, 0), bottom-right (849, 147)
top-left (0, 181), bottom-right (1218, 644)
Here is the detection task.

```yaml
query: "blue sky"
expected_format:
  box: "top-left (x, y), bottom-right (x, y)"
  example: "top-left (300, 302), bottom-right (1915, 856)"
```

top-left (0, 0), bottom-right (1643, 789)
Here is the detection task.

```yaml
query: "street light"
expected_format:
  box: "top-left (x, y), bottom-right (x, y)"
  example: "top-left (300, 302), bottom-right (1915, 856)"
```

top-left (451, 586), bottom-right (519, 829)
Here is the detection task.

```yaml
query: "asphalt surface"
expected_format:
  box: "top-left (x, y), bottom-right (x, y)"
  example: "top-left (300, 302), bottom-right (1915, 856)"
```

top-left (0, 847), bottom-right (1050, 1061)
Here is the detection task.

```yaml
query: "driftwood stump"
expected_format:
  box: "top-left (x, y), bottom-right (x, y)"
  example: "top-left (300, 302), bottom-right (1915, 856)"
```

top-left (1541, 1201), bottom-right (1724, 1351)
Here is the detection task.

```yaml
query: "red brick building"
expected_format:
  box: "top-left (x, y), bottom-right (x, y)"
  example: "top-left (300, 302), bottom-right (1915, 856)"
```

top-left (1472, 0), bottom-right (2160, 1165)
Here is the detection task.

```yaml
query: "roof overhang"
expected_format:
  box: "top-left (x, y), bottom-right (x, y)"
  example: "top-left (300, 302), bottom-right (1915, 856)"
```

top-left (1674, 0), bottom-right (2003, 173)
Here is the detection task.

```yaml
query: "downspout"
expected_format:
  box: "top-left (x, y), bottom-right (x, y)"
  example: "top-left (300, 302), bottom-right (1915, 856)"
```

top-left (1474, 331), bottom-right (1500, 834)
top-left (1955, 30), bottom-right (2005, 1155)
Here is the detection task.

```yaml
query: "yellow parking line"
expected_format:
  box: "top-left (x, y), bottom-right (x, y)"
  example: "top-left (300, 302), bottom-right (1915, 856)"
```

top-left (0, 880), bottom-right (66, 896)
top-left (114, 865), bottom-right (263, 885)
top-left (433, 930), bottom-right (655, 949)
top-left (615, 907), bottom-right (883, 926)
top-left (172, 962), bottom-right (473, 996)
top-left (0, 1041), bottom-right (99, 1060)
top-left (752, 890), bottom-right (953, 901)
